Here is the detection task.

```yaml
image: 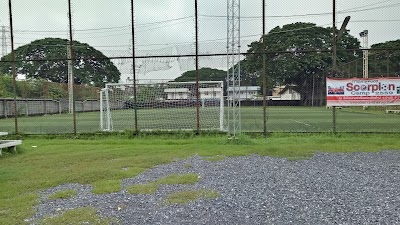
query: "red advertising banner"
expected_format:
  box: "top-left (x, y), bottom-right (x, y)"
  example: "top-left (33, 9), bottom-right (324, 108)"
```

top-left (326, 77), bottom-right (400, 106)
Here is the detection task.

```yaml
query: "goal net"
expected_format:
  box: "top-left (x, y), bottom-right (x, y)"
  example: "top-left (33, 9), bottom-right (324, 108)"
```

top-left (100, 81), bottom-right (224, 132)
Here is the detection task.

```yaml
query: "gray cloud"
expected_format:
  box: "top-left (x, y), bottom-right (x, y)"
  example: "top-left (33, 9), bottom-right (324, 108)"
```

top-left (1, 0), bottom-right (399, 80)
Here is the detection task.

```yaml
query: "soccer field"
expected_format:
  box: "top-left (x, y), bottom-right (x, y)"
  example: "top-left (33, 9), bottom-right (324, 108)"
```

top-left (250, 107), bottom-right (400, 133)
top-left (0, 106), bottom-right (399, 134)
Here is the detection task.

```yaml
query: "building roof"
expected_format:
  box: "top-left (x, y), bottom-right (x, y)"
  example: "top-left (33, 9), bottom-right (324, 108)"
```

top-left (278, 85), bottom-right (300, 95)
top-left (164, 88), bottom-right (189, 93)
top-left (227, 86), bottom-right (260, 92)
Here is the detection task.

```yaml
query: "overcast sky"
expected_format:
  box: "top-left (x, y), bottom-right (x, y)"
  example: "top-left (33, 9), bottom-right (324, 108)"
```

top-left (1, 0), bottom-right (399, 80)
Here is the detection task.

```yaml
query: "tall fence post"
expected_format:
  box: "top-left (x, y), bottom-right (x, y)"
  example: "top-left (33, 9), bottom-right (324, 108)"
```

top-left (131, 0), bottom-right (138, 134)
top-left (262, 0), bottom-right (267, 136)
top-left (8, 0), bottom-right (18, 134)
top-left (332, 0), bottom-right (337, 134)
top-left (195, 0), bottom-right (201, 134)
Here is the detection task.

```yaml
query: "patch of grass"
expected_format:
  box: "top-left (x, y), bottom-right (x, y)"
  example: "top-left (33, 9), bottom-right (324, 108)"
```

top-left (127, 173), bottom-right (200, 195)
top-left (164, 189), bottom-right (219, 205)
top-left (225, 134), bottom-right (256, 145)
top-left (184, 163), bottom-right (192, 168)
top-left (156, 173), bottom-right (200, 185)
top-left (0, 193), bottom-right (37, 225)
top-left (92, 180), bottom-right (121, 195)
top-left (38, 207), bottom-right (117, 225)
top-left (203, 155), bottom-right (226, 162)
top-left (127, 183), bottom-right (158, 195)
top-left (48, 190), bottom-right (77, 200)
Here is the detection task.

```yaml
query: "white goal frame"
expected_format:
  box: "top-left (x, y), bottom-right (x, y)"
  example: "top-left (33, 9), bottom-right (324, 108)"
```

top-left (100, 81), bottom-right (224, 132)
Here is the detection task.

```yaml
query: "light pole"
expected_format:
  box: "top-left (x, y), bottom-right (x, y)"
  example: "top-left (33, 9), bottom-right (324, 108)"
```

top-left (359, 30), bottom-right (369, 79)
top-left (360, 30), bottom-right (369, 110)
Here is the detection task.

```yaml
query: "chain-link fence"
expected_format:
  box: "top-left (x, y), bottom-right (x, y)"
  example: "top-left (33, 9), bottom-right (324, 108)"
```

top-left (0, 0), bottom-right (399, 134)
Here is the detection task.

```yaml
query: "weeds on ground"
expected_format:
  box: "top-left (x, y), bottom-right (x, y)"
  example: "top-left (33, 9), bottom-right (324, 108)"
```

top-left (203, 155), bottom-right (226, 162)
top-left (38, 207), bottom-right (117, 225)
top-left (48, 190), bottom-right (77, 200)
top-left (127, 173), bottom-right (200, 195)
top-left (92, 180), bottom-right (121, 195)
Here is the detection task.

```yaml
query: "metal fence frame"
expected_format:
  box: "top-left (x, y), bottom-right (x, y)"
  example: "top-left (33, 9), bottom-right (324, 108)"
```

top-left (1, 0), bottom-right (399, 135)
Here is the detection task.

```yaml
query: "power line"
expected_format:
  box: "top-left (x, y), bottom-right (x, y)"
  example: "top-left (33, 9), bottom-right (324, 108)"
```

top-left (7, 16), bottom-right (399, 52)
top-left (9, 21), bottom-right (331, 47)
top-left (339, 0), bottom-right (394, 11)
top-left (200, 1), bottom-right (400, 19)
top-left (340, 3), bottom-right (400, 14)
top-left (13, 16), bottom-right (194, 34)
top-left (136, 16), bottom-right (194, 28)
top-left (3, 0), bottom-right (399, 39)
top-left (14, 25), bottom-right (130, 34)
top-left (8, 3), bottom-right (400, 38)
top-left (351, 19), bottom-right (400, 23)
top-left (0, 21), bottom-right (368, 51)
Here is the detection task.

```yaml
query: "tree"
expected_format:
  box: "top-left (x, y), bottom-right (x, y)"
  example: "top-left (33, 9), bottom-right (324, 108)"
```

top-left (242, 22), bottom-right (360, 105)
top-left (174, 67), bottom-right (227, 95)
top-left (369, 40), bottom-right (400, 77)
top-left (174, 67), bottom-right (226, 82)
top-left (0, 74), bottom-right (14, 98)
top-left (0, 38), bottom-right (120, 87)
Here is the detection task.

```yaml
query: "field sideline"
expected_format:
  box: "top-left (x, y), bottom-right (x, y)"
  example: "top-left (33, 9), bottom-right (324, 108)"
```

top-left (0, 106), bottom-right (399, 134)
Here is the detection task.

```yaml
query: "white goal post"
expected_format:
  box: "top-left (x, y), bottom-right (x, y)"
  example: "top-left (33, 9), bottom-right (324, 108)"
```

top-left (100, 81), bottom-right (225, 132)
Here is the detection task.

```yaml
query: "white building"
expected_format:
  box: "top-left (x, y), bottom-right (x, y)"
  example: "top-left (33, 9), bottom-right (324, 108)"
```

top-left (227, 86), bottom-right (260, 100)
top-left (199, 87), bottom-right (223, 99)
top-left (164, 88), bottom-right (190, 100)
top-left (164, 85), bottom-right (223, 100)
top-left (269, 85), bottom-right (301, 100)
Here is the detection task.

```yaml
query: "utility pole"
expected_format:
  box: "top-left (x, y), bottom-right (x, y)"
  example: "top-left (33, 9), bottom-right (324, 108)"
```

top-left (8, 0), bottom-right (18, 134)
top-left (1, 26), bottom-right (7, 58)
top-left (68, 0), bottom-right (77, 135)
top-left (67, 46), bottom-right (74, 114)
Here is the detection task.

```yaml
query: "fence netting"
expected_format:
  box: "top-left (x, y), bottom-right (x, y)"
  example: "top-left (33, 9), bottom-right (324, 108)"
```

top-left (0, 0), bottom-right (399, 134)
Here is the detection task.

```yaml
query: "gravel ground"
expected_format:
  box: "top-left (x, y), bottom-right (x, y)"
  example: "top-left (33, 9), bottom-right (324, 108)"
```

top-left (31, 151), bottom-right (400, 225)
